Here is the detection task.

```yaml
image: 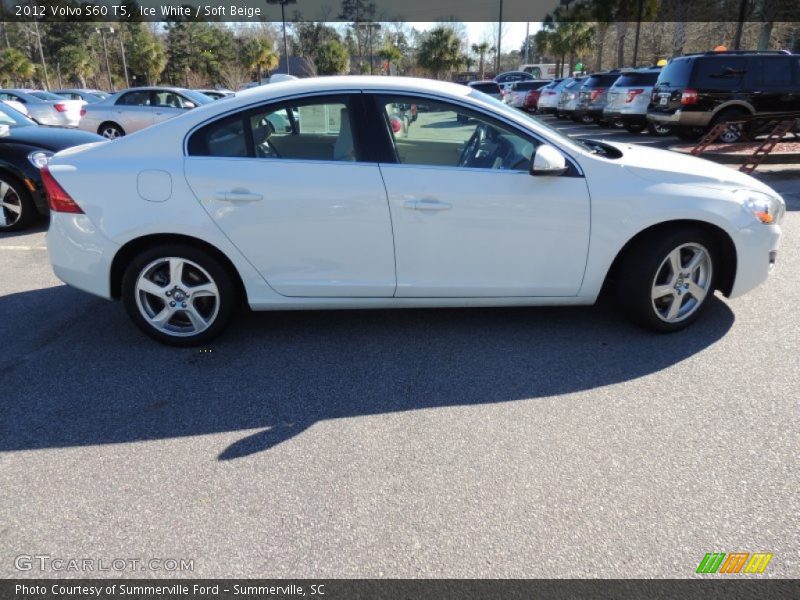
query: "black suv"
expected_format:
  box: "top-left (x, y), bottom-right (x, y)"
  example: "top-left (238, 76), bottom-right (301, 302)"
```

top-left (572, 70), bottom-right (622, 124)
top-left (647, 51), bottom-right (800, 141)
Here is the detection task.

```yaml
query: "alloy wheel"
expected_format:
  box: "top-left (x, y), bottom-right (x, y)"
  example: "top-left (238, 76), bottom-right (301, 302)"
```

top-left (101, 126), bottom-right (122, 139)
top-left (0, 179), bottom-right (23, 229)
top-left (650, 243), bottom-right (713, 323)
top-left (135, 257), bottom-right (220, 337)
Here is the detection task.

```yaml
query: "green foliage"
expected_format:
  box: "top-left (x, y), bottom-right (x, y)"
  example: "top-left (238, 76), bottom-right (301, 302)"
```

top-left (315, 39), bottom-right (350, 75)
top-left (417, 26), bottom-right (463, 79)
top-left (0, 48), bottom-right (34, 86)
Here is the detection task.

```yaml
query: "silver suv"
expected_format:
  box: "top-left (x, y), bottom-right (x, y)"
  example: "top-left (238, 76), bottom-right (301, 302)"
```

top-left (603, 68), bottom-right (671, 135)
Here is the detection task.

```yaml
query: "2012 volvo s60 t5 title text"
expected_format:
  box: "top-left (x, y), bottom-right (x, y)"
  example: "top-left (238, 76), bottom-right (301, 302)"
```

top-left (43, 77), bottom-right (784, 345)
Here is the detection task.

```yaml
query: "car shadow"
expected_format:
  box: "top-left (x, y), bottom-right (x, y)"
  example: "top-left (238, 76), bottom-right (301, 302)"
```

top-left (0, 221), bottom-right (48, 239)
top-left (0, 285), bottom-right (735, 460)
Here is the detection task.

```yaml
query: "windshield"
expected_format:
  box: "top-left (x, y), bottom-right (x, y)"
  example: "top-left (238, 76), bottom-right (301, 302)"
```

top-left (0, 103), bottom-right (36, 128)
top-left (30, 91), bottom-right (64, 101)
top-left (182, 90), bottom-right (215, 105)
top-left (614, 71), bottom-right (659, 87)
top-left (468, 90), bottom-right (595, 155)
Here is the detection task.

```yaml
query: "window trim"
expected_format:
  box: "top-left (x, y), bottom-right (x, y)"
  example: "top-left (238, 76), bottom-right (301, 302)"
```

top-left (184, 91), bottom-right (371, 164)
top-left (365, 91), bottom-right (583, 177)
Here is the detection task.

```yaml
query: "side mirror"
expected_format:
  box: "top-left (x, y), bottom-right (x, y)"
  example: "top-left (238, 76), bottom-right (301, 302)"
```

top-left (530, 144), bottom-right (568, 176)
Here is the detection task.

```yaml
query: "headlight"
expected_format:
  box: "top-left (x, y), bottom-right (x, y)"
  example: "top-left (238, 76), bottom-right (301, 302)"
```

top-left (736, 189), bottom-right (785, 225)
top-left (28, 150), bottom-right (53, 169)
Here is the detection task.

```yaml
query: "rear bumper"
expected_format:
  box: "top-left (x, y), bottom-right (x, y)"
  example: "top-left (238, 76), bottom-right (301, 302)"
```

top-left (647, 109), bottom-right (711, 127)
top-left (47, 212), bottom-right (118, 300)
top-left (603, 111), bottom-right (647, 125)
top-left (573, 107), bottom-right (603, 120)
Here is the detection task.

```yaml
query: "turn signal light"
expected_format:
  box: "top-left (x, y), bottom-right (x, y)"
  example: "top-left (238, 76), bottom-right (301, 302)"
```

top-left (754, 210), bottom-right (773, 224)
top-left (41, 166), bottom-right (84, 214)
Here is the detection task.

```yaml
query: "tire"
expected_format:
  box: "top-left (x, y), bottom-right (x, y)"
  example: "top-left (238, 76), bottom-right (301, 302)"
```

top-left (122, 244), bottom-right (238, 346)
top-left (98, 122), bottom-right (125, 139)
top-left (625, 123), bottom-right (646, 133)
top-left (710, 109), bottom-right (749, 143)
top-left (616, 228), bottom-right (717, 333)
top-left (578, 113), bottom-right (595, 124)
top-left (647, 122), bottom-right (673, 136)
top-left (0, 172), bottom-right (38, 232)
top-left (674, 126), bottom-right (704, 141)
top-left (610, 119), bottom-right (626, 129)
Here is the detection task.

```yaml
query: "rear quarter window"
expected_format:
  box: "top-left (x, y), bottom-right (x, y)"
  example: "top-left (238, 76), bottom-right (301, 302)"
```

top-left (657, 59), bottom-right (693, 88)
top-left (472, 83), bottom-right (500, 94)
top-left (691, 58), bottom-right (747, 90)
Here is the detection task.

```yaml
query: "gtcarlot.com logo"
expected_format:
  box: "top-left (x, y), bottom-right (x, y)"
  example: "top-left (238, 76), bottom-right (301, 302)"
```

top-left (696, 552), bottom-right (773, 574)
top-left (14, 555), bottom-right (194, 572)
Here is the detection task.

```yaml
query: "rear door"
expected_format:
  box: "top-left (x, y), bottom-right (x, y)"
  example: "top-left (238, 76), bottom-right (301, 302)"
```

top-left (754, 56), bottom-right (799, 114)
top-left (184, 93), bottom-right (396, 297)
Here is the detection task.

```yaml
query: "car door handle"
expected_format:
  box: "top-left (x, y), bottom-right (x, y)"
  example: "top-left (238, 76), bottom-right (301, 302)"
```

top-left (403, 199), bottom-right (452, 211)
top-left (215, 190), bottom-right (263, 203)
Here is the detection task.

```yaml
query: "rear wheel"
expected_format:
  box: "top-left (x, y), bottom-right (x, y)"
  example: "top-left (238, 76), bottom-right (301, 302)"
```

top-left (616, 229), bottom-right (717, 333)
top-left (99, 122), bottom-right (125, 139)
top-left (648, 122), bottom-right (673, 136)
top-left (711, 109), bottom-right (749, 143)
top-left (625, 122), bottom-right (646, 133)
top-left (0, 172), bottom-right (37, 232)
top-left (122, 244), bottom-right (238, 346)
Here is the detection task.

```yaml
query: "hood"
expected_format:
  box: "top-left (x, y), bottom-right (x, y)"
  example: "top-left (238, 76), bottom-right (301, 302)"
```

top-left (0, 126), bottom-right (104, 151)
top-left (601, 141), bottom-right (778, 196)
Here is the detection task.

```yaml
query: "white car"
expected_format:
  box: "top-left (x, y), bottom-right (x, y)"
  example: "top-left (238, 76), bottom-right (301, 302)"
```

top-left (0, 89), bottom-right (83, 127)
top-left (44, 76), bottom-right (784, 345)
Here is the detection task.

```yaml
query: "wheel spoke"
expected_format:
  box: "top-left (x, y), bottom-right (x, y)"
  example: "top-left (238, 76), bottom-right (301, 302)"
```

top-left (651, 285), bottom-right (674, 301)
top-left (150, 306), bottom-right (175, 329)
top-left (187, 281), bottom-right (217, 298)
top-left (665, 296), bottom-right (682, 321)
top-left (0, 182), bottom-right (9, 200)
top-left (0, 200), bottom-right (20, 214)
top-left (168, 258), bottom-right (184, 287)
top-left (668, 248), bottom-right (683, 276)
top-left (138, 278), bottom-right (166, 297)
top-left (184, 305), bottom-right (207, 332)
top-left (685, 248), bottom-right (706, 274)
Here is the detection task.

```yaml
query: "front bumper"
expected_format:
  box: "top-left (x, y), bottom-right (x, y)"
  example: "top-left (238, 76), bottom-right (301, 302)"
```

top-left (729, 222), bottom-right (782, 299)
top-left (47, 212), bottom-right (119, 300)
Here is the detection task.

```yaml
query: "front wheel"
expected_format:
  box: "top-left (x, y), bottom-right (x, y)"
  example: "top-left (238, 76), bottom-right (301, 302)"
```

top-left (616, 229), bottom-right (717, 332)
top-left (648, 122), bottom-right (673, 136)
top-left (122, 244), bottom-right (238, 346)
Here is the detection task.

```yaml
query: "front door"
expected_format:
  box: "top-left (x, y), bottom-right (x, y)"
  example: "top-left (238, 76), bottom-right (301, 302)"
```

top-left (184, 93), bottom-right (396, 297)
top-left (371, 94), bottom-right (591, 297)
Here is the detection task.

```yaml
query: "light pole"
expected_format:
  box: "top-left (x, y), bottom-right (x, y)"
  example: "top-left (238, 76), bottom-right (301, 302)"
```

top-left (495, 0), bottom-right (503, 74)
top-left (266, 0), bottom-right (297, 76)
top-left (358, 22), bottom-right (381, 74)
top-left (95, 26), bottom-right (114, 91)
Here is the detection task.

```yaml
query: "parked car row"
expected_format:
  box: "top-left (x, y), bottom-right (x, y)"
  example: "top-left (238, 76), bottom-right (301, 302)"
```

top-left (522, 50), bottom-right (800, 142)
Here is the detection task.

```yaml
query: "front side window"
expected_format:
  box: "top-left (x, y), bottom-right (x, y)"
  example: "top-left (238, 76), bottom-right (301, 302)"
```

top-left (378, 96), bottom-right (537, 171)
top-left (153, 91), bottom-right (195, 109)
top-left (188, 96), bottom-right (358, 162)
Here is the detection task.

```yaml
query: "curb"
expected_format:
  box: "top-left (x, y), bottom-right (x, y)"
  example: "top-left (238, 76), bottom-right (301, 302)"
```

top-left (668, 146), bottom-right (800, 165)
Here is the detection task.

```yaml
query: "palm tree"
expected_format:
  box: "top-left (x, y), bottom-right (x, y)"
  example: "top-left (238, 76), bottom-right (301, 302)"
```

top-left (471, 41), bottom-right (492, 79)
top-left (60, 45), bottom-right (95, 88)
top-left (0, 48), bottom-right (34, 87)
top-left (377, 44), bottom-right (402, 74)
top-left (417, 27), bottom-right (462, 80)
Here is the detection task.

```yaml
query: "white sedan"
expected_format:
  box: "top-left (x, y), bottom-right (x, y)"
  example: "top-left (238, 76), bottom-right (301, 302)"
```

top-left (44, 76), bottom-right (784, 345)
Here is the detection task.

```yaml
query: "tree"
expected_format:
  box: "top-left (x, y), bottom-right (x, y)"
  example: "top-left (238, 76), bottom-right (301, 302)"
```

top-left (417, 26), bottom-right (462, 80)
top-left (0, 48), bottom-right (33, 86)
top-left (59, 45), bottom-right (95, 88)
top-left (126, 23), bottom-right (166, 85)
top-left (471, 41), bottom-right (492, 79)
top-left (377, 44), bottom-right (402, 74)
top-left (338, 0), bottom-right (376, 71)
top-left (315, 39), bottom-right (349, 75)
top-left (242, 37), bottom-right (278, 82)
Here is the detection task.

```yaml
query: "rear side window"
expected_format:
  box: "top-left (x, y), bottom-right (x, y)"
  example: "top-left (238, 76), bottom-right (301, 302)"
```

top-left (471, 83), bottom-right (500, 94)
top-left (117, 91), bottom-right (151, 106)
top-left (657, 59), bottom-right (693, 87)
top-left (760, 58), bottom-right (792, 87)
top-left (692, 58), bottom-right (747, 90)
top-left (188, 95), bottom-right (358, 162)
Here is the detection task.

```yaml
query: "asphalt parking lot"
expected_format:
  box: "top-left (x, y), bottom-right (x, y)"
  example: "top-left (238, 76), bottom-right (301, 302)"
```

top-left (1, 122), bottom-right (798, 579)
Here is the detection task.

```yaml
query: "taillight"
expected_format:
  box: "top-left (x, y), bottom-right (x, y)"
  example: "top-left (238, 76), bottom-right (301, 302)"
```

top-left (54, 103), bottom-right (67, 113)
top-left (680, 89), bottom-right (698, 105)
top-left (41, 166), bottom-right (83, 214)
top-left (80, 108), bottom-right (86, 117)
top-left (625, 88), bottom-right (644, 103)
top-left (389, 116), bottom-right (402, 133)
top-left (590, 88), bottom-right (605, 101)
